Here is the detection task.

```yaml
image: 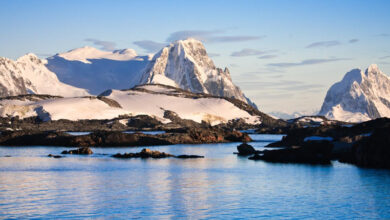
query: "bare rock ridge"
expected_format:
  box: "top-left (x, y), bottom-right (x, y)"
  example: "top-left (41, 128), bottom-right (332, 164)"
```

top-left (138, 38), bottom-right (253, 106)
top-left (320, 64), bottom-right (390, 122)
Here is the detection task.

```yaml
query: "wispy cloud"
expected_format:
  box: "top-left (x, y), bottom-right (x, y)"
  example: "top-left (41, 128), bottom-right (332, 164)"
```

top-left (258, 55), bottom-right (278, 59)
top-left (379, 55), bottom-right (390, 60)
top-left (231, 49), bottom-right (276, 57)
top-left (167, 29), bottom-right (264, 43)
top-left (267, 58), bottom-right (349, 68)
top-left (133, 40), bottom-right (166, 53)
top-left (377, 33), bottom-right (390, 37)
top-left (306, 40), bottom-right (341, 48)
top-left (166, 30), bottom-right (222, 42)
top-left (349, 39), bottom-right (359, 43)
top-left (85, 38), bottom-right (116, 51)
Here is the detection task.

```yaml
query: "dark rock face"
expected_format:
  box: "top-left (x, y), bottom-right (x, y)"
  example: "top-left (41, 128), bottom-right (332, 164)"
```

top-left (237, 143), bottom-right (256, 155)
top-left (113, 148), bottom-right (204, 159)
top-left (0, 128), bottom-right (250, 147)
top-left (340, 128), bottom-right (390, 169)
top-left (113, 148), bottom-right (174, 159)
top-left (61, 147), bottom-right (93, 155)
top-left (249, 141), bottom-right (333, 164)
top-left (255, 118), bottom-right (390, 168)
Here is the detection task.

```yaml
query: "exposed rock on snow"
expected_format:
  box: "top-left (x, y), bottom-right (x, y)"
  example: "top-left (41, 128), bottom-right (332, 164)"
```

top-left (0, 84), bottom-right (263, 126)
top-left (320, 64), bottom-right (390, 122)
top-left (139, 38), bottom-right (251, 104)
top-left (0, 54), bottom-right (89, 97)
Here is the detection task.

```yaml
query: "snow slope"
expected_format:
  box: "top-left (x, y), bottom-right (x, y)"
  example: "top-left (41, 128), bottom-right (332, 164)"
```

top-left (0, 84), bottom-right (261, 125)
top-left (319, 64), bottom-right (390, 122)
top-left (139, 38), bottom-right (250, 104)
top-left (46, 47), bottom-right (151, 94)
top-left (0, 54), bottom-right (89, 97)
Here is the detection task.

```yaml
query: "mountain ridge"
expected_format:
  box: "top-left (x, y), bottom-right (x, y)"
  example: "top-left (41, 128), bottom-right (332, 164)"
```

top-left (0, 53), bottom-right (89, 97)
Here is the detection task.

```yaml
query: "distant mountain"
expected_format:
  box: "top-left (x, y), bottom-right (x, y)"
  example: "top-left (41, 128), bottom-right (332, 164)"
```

top-left (46, 46), bottom-right (151, 94)
top-left (269, 110), bottom-right (319, 120)
top-left (319, 64), bottom-right (390, 122)
top-left (0, 54), bottom-right (89, 97)
top-left (138, 38), bottom-right (251, 104)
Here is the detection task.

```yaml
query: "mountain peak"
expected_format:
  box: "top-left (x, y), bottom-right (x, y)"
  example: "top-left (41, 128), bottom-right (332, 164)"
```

top-left (16, 53), bottom-right (40, 63)
top-left (138, 38), bottom-right (250, 105)
top-left (366, 64), bottom-right (379, 74)
top-left (320, 64), bottom-right (390, 122)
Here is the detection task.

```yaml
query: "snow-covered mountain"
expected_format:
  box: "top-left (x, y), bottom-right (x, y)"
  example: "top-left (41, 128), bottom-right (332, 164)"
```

top-left (0, 54), bottom-right (89, 97)
top-left (138, 38), bottom-right (250, 104)
top-left (319, 64), bottom-right (390, 122)
top-left (1, 39), bottom-right (256, 109)
top-left (0, 84), bottom-right (261, 126)
top-left (46, 46), bottom-right (151, 94)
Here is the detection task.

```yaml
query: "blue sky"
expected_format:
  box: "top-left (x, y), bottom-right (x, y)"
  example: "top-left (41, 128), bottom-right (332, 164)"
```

top-left (1, 0), bottom-right (390, 113)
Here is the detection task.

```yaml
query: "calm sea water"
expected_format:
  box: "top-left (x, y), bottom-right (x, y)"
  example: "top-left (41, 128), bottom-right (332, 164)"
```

top-left (0, 134), bottom-right (389, 219)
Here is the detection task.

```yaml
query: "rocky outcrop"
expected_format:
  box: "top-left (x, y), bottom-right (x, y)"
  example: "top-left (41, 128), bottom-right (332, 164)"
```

top-left (61, 147), bottom-right (93, 155)
top-left (339, 127), bottom-right (390, 169)
top-left (112, 148), bottom-right (204, 159)
top-left (113, 148), bottom-right (174, 159)
top-left (236, 143), bottom-right (256, 155)
top-left (0, 128), bottom-right (251, 147)
top-left (249, 141), bottom-right (333, 164)
top-left (257, 118), bottom-right (390, 168)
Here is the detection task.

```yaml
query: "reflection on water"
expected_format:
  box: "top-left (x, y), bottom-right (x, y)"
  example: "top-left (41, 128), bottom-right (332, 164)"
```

top-left (0, 134), bottom-right (390, 218)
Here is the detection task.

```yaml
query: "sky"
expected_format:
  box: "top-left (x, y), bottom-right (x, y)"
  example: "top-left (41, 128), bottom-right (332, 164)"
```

top-left (1, 0), bottom-right (390, 114)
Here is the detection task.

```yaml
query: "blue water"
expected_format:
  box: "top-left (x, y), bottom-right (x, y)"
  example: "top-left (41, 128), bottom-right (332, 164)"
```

top-left (0, 134), bottom-right (389, 219)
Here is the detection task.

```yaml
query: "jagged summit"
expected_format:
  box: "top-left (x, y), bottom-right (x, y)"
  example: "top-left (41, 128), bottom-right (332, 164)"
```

top-left (138, 38), bottom-right (249, 104)
top-left (319, 64), bottom-right (390, 122)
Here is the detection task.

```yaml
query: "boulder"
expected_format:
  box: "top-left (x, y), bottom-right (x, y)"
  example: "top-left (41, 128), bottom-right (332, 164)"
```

top-left (237, 143), bottom-right (256, 155)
